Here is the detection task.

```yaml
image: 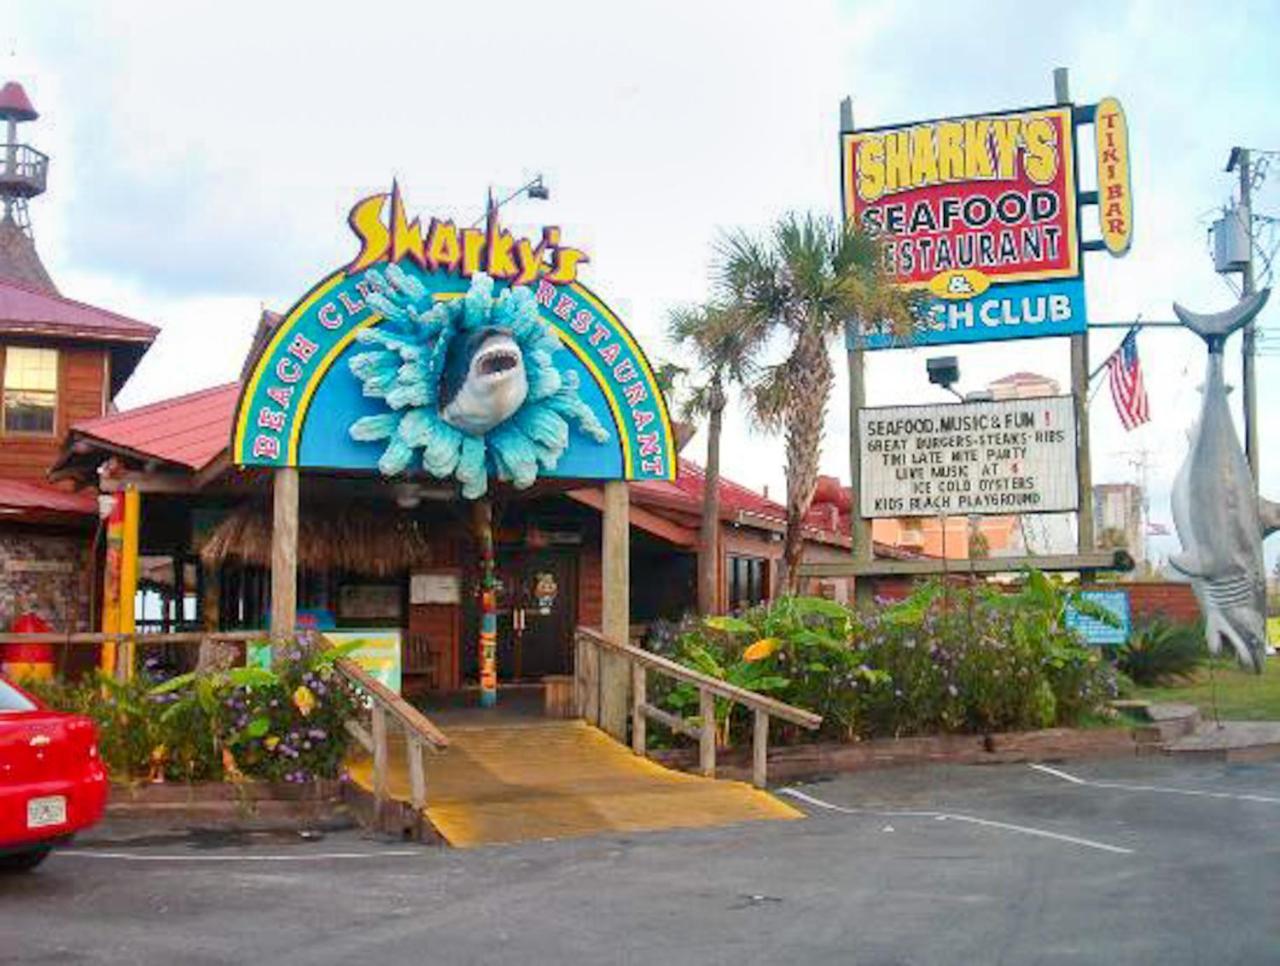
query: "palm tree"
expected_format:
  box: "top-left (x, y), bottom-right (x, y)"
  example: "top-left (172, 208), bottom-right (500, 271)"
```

top-left (713, 213), bottom-right (913, 595)
top-left (665, 304), bottom-right (754, 614)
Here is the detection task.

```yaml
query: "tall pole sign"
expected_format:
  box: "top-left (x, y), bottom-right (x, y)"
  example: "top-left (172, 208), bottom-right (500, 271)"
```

top-left (838, 68), bottom-right (1135, 581)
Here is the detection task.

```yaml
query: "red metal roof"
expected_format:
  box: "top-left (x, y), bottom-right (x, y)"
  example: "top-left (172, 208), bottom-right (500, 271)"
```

top-left (632, 459), bottom-right (787, 524)
top-left (0, 479), bottom-right (95, 516)
top-left (69, 382), bottom-right (239, 471)
top-left (0, 81), bottom-right (37, 121)
top-left (0, 276), bottom-right (158, 343)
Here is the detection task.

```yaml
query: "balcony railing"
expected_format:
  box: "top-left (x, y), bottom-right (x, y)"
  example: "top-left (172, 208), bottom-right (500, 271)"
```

top-left (0, 143), bottom-right (49, 197)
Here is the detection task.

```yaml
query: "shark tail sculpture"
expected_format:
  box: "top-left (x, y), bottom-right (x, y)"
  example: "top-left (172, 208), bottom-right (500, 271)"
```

top-left (1169, 289), bottom-right (1271, 673)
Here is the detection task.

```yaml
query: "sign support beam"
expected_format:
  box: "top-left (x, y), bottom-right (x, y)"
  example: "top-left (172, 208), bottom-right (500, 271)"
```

top-left (1056, 66), bottom-right (1096, 560)
top-left (599, 480), bottom-right (630, 741)
top-left (842, 95), bottom-right (875, 607)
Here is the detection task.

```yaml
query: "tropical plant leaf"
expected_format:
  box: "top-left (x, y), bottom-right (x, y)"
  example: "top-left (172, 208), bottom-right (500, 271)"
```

top-left (704, 615), bottom-right (756, 635)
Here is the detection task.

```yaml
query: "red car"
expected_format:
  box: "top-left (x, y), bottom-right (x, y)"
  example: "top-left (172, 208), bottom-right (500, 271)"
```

top-left (0, 674), bottom-right (107, 871)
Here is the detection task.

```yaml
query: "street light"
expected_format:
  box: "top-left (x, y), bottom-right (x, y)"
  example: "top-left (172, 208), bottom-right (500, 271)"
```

top-left (474, 174), bottom-right (550, 226)
top-left (926, 356), bottom-right (963, 401)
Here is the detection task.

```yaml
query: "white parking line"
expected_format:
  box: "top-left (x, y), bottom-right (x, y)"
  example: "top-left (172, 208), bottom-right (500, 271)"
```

top-left (57, 849), bottom-right (425, 863)
top-left (1029, 763), bottom-right (1280, 804)
top-left (779, 787), bottom-right (1134, 855)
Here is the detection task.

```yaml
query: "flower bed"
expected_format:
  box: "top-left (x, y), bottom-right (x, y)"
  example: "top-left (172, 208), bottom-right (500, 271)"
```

top-left (26, 639), bottom-right (363, 785)
top-left (644, 573), bottom-right (1121, 747)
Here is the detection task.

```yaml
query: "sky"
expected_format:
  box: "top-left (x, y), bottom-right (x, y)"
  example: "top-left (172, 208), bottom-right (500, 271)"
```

top-left (5, 0), bottom-right (1280, 567)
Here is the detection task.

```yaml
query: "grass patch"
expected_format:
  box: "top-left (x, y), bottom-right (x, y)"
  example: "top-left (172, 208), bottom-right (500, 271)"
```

top-left (1133, 660), bottom-right (1280, 721)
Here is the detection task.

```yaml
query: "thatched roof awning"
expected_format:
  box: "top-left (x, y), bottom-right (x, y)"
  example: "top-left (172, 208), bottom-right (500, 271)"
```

top-left (199, 505), bottom-right (431, 578)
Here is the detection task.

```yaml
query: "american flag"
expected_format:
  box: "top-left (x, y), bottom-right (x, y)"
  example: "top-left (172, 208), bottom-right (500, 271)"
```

top-left (1107, 331), bottom-right (1149, 430)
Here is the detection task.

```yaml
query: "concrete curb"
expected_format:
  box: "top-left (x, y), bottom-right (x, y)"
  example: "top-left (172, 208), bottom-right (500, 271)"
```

top-left (650, 726), bottom-right (1139, 785)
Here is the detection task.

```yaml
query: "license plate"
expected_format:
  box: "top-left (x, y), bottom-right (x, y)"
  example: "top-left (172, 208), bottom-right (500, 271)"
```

top-left (27, 795), bottom-right (67, 829)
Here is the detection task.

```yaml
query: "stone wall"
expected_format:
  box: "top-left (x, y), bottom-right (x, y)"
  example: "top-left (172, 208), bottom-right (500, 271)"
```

top-left (0, 527), bottom-right (94, 632)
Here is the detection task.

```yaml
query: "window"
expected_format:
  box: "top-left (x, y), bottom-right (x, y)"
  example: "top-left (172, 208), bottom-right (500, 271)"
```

top-left (0, 678), bottom-right (38, 713)
top-left (3, 346), bottom-right (58, 434)
top-left (727, 554), bottom-right (768, 611)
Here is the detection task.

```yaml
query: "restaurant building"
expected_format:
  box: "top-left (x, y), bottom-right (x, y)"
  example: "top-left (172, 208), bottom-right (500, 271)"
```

top-left (51, 374), bottom-right (898, 692)
top-left (0, 80), bottom-right (157, 641)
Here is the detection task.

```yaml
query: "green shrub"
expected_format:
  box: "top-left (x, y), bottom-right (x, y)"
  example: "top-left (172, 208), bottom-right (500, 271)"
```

top-left (653, 573), bottom-right (1119, 746)
top-left (29, 639), bottom-right (362, 784)
top-left (1115, 618), bottom-right (1207, 686)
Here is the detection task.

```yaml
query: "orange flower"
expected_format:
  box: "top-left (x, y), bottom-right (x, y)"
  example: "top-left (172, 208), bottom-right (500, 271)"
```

top-left (743, 638), bottom-right (781, 662)
top-left (292, 685), bottom-right (317, 717)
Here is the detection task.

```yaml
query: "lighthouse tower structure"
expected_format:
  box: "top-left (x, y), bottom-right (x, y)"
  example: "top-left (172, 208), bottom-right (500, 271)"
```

top-left (0, 81), bottom-right (55, 293)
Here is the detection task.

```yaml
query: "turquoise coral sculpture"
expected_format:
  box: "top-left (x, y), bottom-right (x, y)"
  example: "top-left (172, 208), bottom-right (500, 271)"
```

top-left (347, 266), bottom-right (609, 498)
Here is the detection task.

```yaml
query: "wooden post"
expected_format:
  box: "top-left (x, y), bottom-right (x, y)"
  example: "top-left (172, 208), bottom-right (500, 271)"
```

top-left (270, 467), bottom-right (299, 640)
top-left (630, 660), bottom-right (646, 756)
top-left (752, 708), bottom-right (769, 789)
top-left (1054, 67), bottom-right (1096, 563)
top-left (841, 97), bottom-right (875, 610)
top-left (407, 734), bottom-right (427, 811)
top-left (576, 634), bottom-right (600, 725)
top-left (698, 687), bottom-right (716, 778)
top-left (599, 480), bottom-right (630, 740)
top-left (371, 704), bottom-right (389, 814)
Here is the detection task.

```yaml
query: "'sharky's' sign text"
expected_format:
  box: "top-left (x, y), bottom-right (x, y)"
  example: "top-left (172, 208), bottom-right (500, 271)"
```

top-left (841, 104), bottom-right (1086, 350)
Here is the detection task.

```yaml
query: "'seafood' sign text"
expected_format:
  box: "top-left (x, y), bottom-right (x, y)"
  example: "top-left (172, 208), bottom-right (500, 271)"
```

top-left (859, 396), bottom-right (1078, 518)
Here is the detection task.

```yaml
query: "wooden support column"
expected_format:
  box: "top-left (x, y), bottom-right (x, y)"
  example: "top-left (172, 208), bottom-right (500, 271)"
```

top-left (270, 467), bottom-right (299, 640)
top-left (599, 480), bottom-right (630, 741)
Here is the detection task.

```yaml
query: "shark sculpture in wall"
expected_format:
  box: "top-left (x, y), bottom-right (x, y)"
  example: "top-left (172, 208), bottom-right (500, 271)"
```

top-left (1169, 289), bottom-right (1272, 672)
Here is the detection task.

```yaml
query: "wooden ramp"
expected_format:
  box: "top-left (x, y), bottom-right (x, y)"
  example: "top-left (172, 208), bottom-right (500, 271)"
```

top-left (347, 720), bottom-right (803, 848)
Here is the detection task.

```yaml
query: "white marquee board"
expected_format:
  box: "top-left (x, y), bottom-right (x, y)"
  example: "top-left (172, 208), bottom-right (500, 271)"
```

top-left (859, 395), bottom-right (1078, 518)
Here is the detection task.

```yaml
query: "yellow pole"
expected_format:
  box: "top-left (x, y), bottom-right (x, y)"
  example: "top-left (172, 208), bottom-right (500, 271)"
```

top-left (99, 494), bottom-right (123, 674)
top-left (119, 487), bottom-right (141, 680)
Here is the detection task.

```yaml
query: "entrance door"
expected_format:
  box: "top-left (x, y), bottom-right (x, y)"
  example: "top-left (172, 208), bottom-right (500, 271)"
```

top-left (507, 550), bottom-right (577, 679)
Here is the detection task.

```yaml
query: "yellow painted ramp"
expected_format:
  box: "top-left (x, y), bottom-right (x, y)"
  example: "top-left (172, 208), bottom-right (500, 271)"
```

top-left (348, 720), bottom-right (802, 847)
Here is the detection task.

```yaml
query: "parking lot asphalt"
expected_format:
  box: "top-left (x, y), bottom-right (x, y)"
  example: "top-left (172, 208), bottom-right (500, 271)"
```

top-left (2, 757), bottom-right (1277, 965)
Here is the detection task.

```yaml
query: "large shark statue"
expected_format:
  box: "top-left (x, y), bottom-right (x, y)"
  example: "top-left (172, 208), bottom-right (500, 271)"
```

top-left (1169, 289), bottom-right (1271, 672)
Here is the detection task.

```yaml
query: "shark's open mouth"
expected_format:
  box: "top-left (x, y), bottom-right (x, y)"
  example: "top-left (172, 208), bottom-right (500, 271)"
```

top-left (477, 348), bottom-right (520, 377)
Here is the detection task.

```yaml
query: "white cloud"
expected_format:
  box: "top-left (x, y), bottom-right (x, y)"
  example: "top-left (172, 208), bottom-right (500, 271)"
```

top-left (5, 0), bottom-right (1280, 565)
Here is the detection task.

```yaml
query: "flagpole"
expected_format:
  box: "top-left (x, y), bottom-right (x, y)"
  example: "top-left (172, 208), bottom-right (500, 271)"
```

top-left (1087, 317), bottom-right (1143, 383)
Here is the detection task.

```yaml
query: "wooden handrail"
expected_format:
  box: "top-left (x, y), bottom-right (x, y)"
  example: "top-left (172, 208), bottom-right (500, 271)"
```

top-left (574, 626), bottom-right (822, 729)
top-left (324, 639), bottom-right (449, 820)
top-left (0, 631), bottom-right (263, 646)
top-left (574, 626), bottom-right (822, 789)
top-left (332, 657), bottom-right (449, 751)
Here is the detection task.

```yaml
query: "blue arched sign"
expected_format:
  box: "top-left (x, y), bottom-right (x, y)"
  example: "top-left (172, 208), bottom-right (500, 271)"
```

top-left (231, 185), bottom-right (676, 497)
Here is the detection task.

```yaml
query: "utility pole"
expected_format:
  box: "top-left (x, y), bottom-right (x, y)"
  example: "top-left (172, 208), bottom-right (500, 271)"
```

top-left (1230, 147), bottom-right (1259, 488)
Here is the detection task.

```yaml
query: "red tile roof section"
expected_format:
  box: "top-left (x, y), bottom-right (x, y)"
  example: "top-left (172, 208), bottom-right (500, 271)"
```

top-left (71, 383), bottom-right (239, 471)
top-left (0, 479), bottom-right (95, 515)
top-left (0, 277), bottom-right (158, 343)
top-left (632, 459), bottom-right (789, 524)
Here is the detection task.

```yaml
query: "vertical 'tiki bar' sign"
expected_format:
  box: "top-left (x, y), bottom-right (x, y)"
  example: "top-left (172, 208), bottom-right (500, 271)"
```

top-left (231, 184), bottom-right (676, 497)
top-left (1093, 97), bottom-right (1133, 257)
top-left (842, 105), bottom-right (1085, 349)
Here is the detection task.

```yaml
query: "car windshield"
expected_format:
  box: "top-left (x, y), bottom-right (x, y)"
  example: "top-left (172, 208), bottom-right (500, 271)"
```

top-left (0, 678), bottom-right (38, 712)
